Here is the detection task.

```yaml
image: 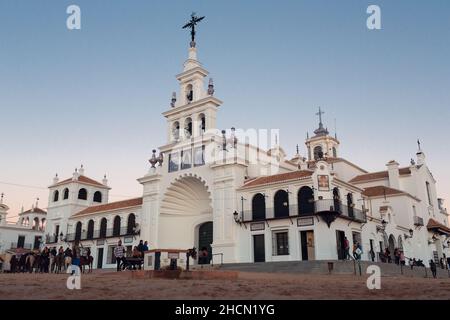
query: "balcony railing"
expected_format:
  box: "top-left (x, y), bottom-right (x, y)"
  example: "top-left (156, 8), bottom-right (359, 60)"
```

top-left (413, 216), bottom-right (424, 226)
top-left (242, 199), bottom-right (366, 223)
top-left (64, 227), bottom-right (139, 242)
top-left (10, 242), bottom-right (32, 250)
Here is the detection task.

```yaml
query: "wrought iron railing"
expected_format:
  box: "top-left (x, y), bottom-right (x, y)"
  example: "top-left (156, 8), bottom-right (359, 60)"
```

top-left (241, 199), bottom-right (366, 223)
top-left (63, 226), bottom-right (139, 242)
top-left (10, 242), bottom-right (32, 250)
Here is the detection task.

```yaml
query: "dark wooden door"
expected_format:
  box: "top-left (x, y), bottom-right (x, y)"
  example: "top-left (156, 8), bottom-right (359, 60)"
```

top-left (300, 231), bottom-right (308, 260)
top-left (198, 222), bottom-right (213, 264)
top-left (17, 235), bottom-right (25, 248)
top-left (97, 248), bottom-right (104, 269)
top-left (336, 230), bottom-right (346, 260)
top-left (253, 234), bottom-right (265, 262)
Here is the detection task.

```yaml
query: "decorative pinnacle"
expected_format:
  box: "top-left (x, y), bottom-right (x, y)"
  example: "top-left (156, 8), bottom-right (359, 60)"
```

top-left (0, 193), bottom-right (4, 204)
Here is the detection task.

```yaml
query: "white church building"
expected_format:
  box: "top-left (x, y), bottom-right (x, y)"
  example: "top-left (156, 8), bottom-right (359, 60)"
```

top-left (4, 29), bottom-right (449, 269)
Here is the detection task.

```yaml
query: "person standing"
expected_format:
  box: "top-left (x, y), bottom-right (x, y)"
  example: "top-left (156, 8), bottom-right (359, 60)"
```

top-left (114, 240), bottom-right (125, 272)
top-left (142, 241), bottom-right (149, 253)
top-left (399, 251), bottom-right (406, 266)
top-left (72, 241), bottom-right (81, 274)
top-left (429, 260), bottom-right (437, 278)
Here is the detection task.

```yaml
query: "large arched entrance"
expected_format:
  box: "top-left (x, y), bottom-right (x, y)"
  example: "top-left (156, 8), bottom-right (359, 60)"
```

top-left (198, 221), bottom-right (213, 264)
top-left (388, 234), bottom-right (396, 262)
top-left (159, 175), bottom-right (213, 252)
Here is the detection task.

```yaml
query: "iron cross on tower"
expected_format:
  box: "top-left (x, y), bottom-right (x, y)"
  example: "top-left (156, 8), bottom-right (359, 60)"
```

top-left (183, 12), bottom-right (205, 48)
top-left (316, 107), bottom-right (325, 126)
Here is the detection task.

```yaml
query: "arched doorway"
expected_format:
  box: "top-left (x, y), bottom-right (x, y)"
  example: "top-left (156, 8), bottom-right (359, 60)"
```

top-left (274, 190), bottom-right (289, 218)
top-left (388, 234), bottom-right (396, 262)
top-left (333, 187), bottom-right (341, 212)
top-left (198, 222), bottom-right (213, 264)
top-left (298, 186), bottom-right (314, 216)
top-left (160, 175), bottom-right (213, 251)
top-left (75, 221), bottom-right (82, 241)
top-left (252, 193), bottom-right (266, 221)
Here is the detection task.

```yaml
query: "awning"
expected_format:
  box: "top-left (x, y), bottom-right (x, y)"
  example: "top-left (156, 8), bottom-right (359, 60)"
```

top-left (427, 218), bottom-right (450, 235)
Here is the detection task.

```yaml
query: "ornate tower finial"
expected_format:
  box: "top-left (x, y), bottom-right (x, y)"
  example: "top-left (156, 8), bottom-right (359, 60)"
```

top-left (182, 12), bottom-right (205, 48)
top-left (0, 193), bottom-right (4, 205)
top-left (313, 107), bottom-right (329, 137)
top-left (207, 78), bottom-right (215, 95)
top-left (149, 149), bottom-right (158, 168)
top-left (171, 92), bottom-right (177, 108)
top-left (36, 197), bottom-right (39, 208)
top-left (417, 139), bottom-right (421, 151)
top-left (296, 144), bottom-right (300, 155)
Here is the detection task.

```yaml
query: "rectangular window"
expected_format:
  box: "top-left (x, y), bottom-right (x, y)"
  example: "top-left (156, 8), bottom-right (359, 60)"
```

top-left (168, 152), bottom-right (180, 172)
top-left (194, 145), bottom-right (205, 167)
top-left (181, 148), bottom-right (192, 170)
top-left (272, 230), bottom-right (289, 256)
top-left (426, 182), bottom-right (433, 206)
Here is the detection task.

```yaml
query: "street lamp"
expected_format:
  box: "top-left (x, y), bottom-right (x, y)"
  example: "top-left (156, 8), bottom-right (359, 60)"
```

top-left (404, 229), bottom-right (414, 239)
top-left (233, 210), bottom-right (241, 224)
top-left (376, 219), bottom-right (388, 233)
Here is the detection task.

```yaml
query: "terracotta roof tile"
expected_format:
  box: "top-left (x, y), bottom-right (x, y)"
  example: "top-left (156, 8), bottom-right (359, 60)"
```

top-left (20, 207), bottom-right (47, 215)
top-left (72, 198), bottom-right (142, 217)
top-left (51, 175), bottom-right (107, 188)
top-left (349, 167), bottom-right (411, 184)
top-left (427, 218), bottom-right (450, 234)
top-left (241, 170), bottom-right (313, 188)
top-left (362, 186), bottom-right (404, 198)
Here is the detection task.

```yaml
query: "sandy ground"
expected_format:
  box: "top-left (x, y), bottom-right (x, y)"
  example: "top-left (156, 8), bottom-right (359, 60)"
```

top-left (0, 270), bottom-right (449, 300)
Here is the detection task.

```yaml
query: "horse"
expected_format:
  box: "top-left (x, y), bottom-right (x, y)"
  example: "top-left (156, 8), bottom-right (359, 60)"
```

top-left (79, 256), bottom-right (93, 273)
top-left (53, 254), bottom-right (65, 273)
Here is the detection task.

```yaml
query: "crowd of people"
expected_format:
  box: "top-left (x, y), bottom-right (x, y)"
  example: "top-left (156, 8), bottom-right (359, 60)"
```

top-left (114, 239), bottom-right (149, 271)
top-left (2, 240), bottom-right (91, 273)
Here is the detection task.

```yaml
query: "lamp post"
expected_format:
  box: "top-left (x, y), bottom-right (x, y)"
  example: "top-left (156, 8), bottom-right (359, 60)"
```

top-left (404, 229), bottom-right (414, 239)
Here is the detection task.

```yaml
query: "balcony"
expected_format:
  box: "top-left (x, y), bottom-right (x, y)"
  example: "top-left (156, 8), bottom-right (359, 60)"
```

top-left (242, 199), bottom-right (366, 225)
top-left (65, 227), bottom-right (139, 242)
top-left (10, 242), bottom-right (32, 250)
top-left (413, 216), bottom-right (424, 227)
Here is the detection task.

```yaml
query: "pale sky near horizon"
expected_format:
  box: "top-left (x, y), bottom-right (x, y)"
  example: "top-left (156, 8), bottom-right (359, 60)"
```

top-left (0, 0), bottom-right (449, 221)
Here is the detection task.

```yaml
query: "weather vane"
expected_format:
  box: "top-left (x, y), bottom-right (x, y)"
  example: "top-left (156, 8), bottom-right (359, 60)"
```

top-left (182, 12), bottom-right (205, 48)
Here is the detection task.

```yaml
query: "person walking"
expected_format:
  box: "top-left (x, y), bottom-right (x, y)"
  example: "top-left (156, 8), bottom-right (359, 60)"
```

top-left (429, 260), bottom-right (437, 278)
top-left (114, 240), bottom-right (125, 272)
top-left (344, 237), bottom-right (350, 260)
top-left (399, 251), bottom-right (406, 266)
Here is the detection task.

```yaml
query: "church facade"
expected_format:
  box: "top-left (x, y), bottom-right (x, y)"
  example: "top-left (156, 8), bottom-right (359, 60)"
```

top-left (25, 38), bottom-right (450, 269)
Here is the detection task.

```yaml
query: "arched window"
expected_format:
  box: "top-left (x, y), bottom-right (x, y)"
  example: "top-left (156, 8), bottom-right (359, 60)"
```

top-left (87, 220), bottom-right (94, 239)
top-left (347, 193), bottom-right (354, 218)
top-left (127, 213), bottom-right (136, 234)
top-left (63, 188), bottom-right (69, 200)
top-left (186, 84), bottom-right (193, 102)
top-left (33, 217), bottom-right (39, 230)
top-left (172, 121), bottom-right (180, 141)
top-left (184, 117), bottom-right (193, 138)
top-left (298, 187), bottom-right (314, 216)
top-left (100, 218), bottom-right (107, 238)
top-left (199, 113), bottom-right (206, 133)
top-left (252, 193), bottom-right (266, 221)
top-left (93, 191), bottom-right (102, 203)
top-left (274, 190), bottom-right (289, 218)
top-left (25, 217), bottom-right (29, 226)
top-left (332, 147), bottom-right (337, 158)
top-left (53, 190), bottom-right (59, 202)
top-left (41, 218), bottom-right (46, 230)
top-left (113, 215), bottom-right (121, 237)
top-left (78, 188), bottom-right (87, 200)
top-left (313, 146), bottom-right (323, 160)
top-left (333, 187), bottom-right (341, 212)
top-left (75, 221), bottom-right (82, 241)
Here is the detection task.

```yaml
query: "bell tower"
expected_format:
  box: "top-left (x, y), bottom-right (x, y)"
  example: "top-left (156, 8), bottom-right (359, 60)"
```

top-left (305, 108), bottom-right (340, 161)
top-left (161, 14), bottom-right (222, 146)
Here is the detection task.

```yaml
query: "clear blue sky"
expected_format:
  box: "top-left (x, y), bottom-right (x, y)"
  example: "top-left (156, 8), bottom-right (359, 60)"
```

top-left (1, 0), bottom-right (449, 220)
